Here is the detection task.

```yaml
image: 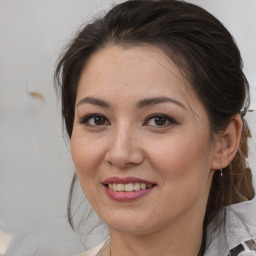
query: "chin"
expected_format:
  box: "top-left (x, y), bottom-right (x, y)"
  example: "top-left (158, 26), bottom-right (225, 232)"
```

top-left (105, 212), bottom-right (163, 236)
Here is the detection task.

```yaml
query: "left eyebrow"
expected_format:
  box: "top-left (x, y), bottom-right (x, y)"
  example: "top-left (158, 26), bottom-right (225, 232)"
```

top-left (136, 96), bottom-right (186, 109)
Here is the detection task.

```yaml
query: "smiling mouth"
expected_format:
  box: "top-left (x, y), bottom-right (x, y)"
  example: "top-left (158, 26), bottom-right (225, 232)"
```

top-left (106, 183), bottom-right (155, 192)
top-left (103, 177), bottom-right (156, 201)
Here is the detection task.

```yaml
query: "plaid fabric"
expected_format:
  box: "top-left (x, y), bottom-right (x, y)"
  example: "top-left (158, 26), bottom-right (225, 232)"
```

top-left (228, 239), bottom-right (256, 256)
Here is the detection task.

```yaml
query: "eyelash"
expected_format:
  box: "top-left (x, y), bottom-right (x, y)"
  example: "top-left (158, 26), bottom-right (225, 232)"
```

top-left (79, 113), bottom-right (178, 128)
top-left (143, 113), bottom-right (179, 127)
top-left (79, 113), bottom-right (110, 126)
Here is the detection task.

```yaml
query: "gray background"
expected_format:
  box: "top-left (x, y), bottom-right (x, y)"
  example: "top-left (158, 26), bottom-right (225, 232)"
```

top-left (0, 0), bottom-right (255, 255)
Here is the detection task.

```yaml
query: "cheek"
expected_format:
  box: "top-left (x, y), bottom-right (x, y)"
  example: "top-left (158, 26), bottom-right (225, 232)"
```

top-left (70, 130), bottom-right (105, 184)
top-left (149, 131), bottom-right (212, 190)
top-left (70, 131), bottom-right (107, 208)
top-left (148, 136), bottom-right (213, 218)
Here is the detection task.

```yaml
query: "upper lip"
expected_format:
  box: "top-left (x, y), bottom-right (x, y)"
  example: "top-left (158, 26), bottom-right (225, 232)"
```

top-left (102, 176), bottom-right (156, 185)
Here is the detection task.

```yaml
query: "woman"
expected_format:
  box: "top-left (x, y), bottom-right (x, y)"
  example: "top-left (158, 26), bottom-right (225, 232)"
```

top-left (55, 0), bottom-right (256, 255)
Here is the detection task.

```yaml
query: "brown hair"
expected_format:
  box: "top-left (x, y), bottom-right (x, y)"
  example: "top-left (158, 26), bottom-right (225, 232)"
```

top-left (54, 0), bottom-right (254, 254)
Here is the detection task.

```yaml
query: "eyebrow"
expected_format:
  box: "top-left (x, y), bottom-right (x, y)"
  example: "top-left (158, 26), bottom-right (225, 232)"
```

top-left (77, 97), bottom-right (110, 108)
top-left (77, 96), bottom-right (186, 109)
top-left (136, 96), bottom-right (186, 109)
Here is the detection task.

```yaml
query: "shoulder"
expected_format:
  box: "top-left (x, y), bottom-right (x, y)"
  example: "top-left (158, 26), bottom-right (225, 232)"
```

top-left (205, 198), bottom-right (256, 256)
top-left (228, 239), bottom-right (256, 256)
top-left (77, 239), bottom-right (110, 256)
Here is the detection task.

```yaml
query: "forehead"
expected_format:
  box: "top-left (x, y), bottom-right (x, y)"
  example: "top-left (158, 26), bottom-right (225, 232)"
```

top-left (76, 44), bottom-right (199, 111)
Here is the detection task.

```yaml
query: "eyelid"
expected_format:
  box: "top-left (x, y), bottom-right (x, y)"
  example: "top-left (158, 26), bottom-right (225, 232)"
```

top-left (78, 113), bottom-right (178, 127)
top-left (79, 113), bottom-right (110, 126)
top-left (143, 113), bottom-right (179, 126)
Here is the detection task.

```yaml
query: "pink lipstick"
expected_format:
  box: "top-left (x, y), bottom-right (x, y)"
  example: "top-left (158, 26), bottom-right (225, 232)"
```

top-left (102, 176), bottom-right (156, 202)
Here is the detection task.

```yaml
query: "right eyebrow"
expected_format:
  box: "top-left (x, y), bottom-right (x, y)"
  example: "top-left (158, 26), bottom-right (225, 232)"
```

top-left (76, 97), bottom-right (111, 108)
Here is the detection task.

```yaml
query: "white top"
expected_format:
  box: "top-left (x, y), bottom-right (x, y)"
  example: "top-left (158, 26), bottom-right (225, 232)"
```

top-left (78, 239), bottom-right (110, 256)
top-left (205, 197), bottom-right (256, 255)
top-left (78, 198), bottom-right (256, 256)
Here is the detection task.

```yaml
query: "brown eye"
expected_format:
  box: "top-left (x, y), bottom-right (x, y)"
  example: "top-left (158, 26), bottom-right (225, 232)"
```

top-left (80, 114), bottom-right (110, 126)
top-left (93, 116), bottom-right (106, 125)
top-left (144, 114), bottom-right (178, 127)
top-left (154, 116), bottom-right (167, 126)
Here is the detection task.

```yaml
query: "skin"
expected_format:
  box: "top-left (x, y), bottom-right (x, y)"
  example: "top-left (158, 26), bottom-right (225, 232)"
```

top-left (71, 45), bottom-right (242, 256)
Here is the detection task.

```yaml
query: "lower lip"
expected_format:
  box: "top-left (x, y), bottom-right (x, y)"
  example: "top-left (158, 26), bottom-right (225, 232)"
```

top-left (104, 186), bottom-right (155, 202)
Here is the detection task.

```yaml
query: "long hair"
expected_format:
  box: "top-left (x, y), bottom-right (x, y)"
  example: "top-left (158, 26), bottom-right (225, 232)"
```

top-left (54, 0), bottom-right (254, 254)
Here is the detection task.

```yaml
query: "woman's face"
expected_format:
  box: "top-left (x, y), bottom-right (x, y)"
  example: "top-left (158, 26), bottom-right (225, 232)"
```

top-left (71, 45), bottom-right (217, 235)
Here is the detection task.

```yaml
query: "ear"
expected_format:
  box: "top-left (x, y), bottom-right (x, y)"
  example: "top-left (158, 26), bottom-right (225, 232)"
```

top-left (211, 114), bottom-right (243, 170)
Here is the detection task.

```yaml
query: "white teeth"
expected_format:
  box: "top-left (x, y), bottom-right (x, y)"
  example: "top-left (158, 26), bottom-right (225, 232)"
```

top-left (133, 183), bottom-right (141, 191)
top-left (108, 183), bottom-right (153, 192)
top-left (113, 183), bottom-right (118, 191)
top-left (141, 183), bottom-right (146, 189)
top-left (124, 183), bottom-right (134, 192)
top-left (117, 184), bottom-right (124, 191)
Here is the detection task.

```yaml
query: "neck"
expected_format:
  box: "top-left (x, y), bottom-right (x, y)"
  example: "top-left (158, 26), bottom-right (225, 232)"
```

top-left (109, 215), bottom-right (204, 256)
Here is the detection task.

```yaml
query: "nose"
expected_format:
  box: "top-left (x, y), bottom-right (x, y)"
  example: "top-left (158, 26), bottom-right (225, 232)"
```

top-left (104, 125), bottom-right (144, 169)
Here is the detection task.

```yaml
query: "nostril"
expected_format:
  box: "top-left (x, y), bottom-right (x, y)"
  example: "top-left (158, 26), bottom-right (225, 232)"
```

top-left (104, 144), bottom-right (144, 168)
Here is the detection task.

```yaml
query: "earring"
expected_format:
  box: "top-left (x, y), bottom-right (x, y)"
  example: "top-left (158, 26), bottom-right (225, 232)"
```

top-left (220, 163), bottom-right (223, 176)
top-left (217, 162), bottom-right (224, 189)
